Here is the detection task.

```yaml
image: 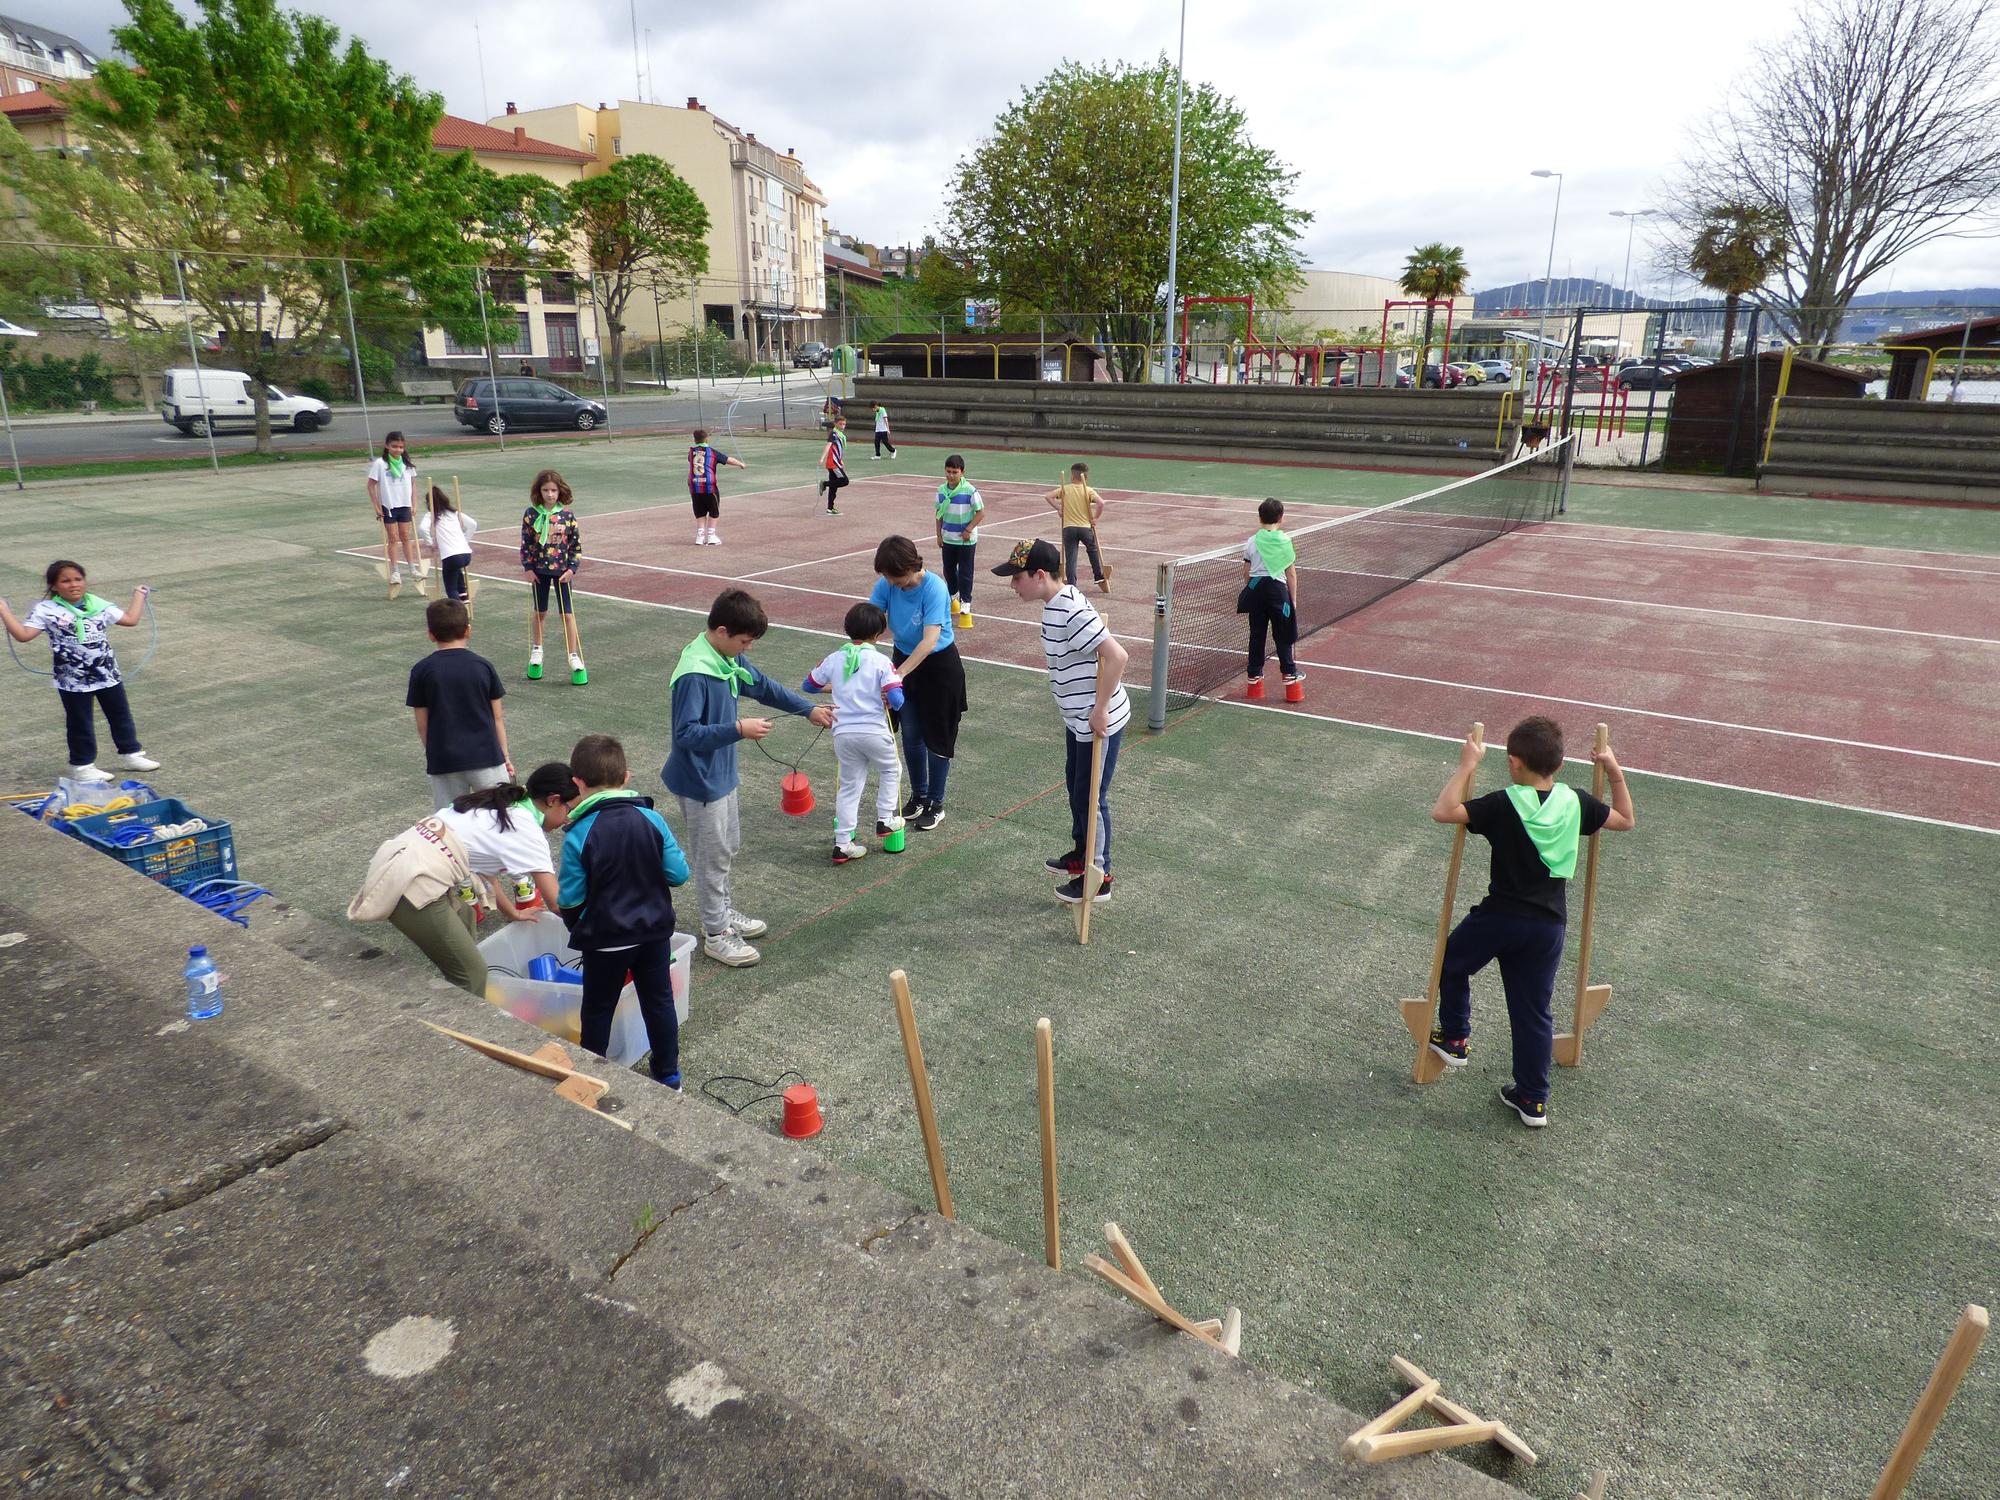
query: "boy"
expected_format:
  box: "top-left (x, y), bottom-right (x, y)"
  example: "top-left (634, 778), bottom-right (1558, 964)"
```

top-left (935, 454), bottom-right (984, 630)
top-left (993, 538), bottom-right (1130, 904)
top-left (801, 601), bottom-right (906, 864)
top-left (818, 416), bottom-right (849, 515)
top-left (1043, 462), bottom-right (1111, 594)
top-left (407, 598), bottom-right (513, 810)
top-left (687, 428), bottom-right (746, 546)
top-left (871, 401), bottom-right (897, 459)
top-left (1240, 498), bottom-right (1302, 695)
top-left (558, 734), bottom-right (691, 1090)
top-left (664, 588), bottom-right (835, 966)
top-left (1429, 717), bottom-right (1635, 1127)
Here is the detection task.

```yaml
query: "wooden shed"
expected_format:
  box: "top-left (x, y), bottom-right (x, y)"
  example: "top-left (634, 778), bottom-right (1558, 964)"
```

top-left (865, 331), bottom-right (1107, 382)
top-left (1883, 315), bottom-right (2000, 400)
top-left (1661, 352), bottom-right (1864, 476)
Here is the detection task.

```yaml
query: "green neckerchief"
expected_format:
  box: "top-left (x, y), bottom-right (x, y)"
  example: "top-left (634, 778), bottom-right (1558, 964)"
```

top-left (670, 633), bottom-right (755, 697)
top-left (47, 593), bottom-right (114, 637)
top-left (385, 454), bottom-right (407, 480)
top-left (1505, 783), bottom-right (1583, 879)
top-left (1251, 528), bottom-right (1296, 579)
top-left (530, 501), bottom-right (560, 546)
top-left (567, 787), bottom-right (642, 824)
top-left (511, 799), bottom-right (545, 829)
top-left (841, 642), bottom-right (863, 680)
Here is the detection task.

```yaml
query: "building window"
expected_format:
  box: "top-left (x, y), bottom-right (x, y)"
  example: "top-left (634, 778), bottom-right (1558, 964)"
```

top-left (587, 133), bottom-right (596, 151)
top-left (612, 137), bottom-right (622, 155)
top-left (441, 311), bottom-right (531, 357)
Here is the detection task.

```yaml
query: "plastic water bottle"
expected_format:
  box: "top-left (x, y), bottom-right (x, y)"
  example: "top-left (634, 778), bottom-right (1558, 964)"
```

top-left (184, 944), bottom-right (222, 1020)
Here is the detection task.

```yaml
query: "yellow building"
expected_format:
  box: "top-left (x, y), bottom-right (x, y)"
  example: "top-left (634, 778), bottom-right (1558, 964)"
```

top-left (491, 96), bottom-right (827, 363)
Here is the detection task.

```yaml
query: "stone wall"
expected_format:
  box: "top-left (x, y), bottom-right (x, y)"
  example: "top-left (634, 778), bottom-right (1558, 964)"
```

top-left (1759, 397), bottom-right (2000, 503)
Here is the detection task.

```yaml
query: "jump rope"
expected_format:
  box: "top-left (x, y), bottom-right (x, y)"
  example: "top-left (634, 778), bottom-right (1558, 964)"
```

top-left (4, 589), bottom-right (160, 680)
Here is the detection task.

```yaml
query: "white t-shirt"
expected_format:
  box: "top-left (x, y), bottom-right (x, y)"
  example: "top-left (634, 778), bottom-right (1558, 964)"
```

top-left (419, 508), bottom-right (477, 558)
top-left (1040, 586), bottom-right (1131, 741)
top-left (24, 597), bottom-right (125, 694)
top-left (809, 643), bottom-right (901, 739)
top-left (431, 803), bottom-right (553, 878)
top-left (367, 455), bottom-right (416, 513)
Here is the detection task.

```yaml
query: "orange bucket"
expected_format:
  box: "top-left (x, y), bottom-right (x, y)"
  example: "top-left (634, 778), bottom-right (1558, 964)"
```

top-left (780, 771), bottom-right (815, 816)
top-left (782, 1082), bottom-right (824, 1138)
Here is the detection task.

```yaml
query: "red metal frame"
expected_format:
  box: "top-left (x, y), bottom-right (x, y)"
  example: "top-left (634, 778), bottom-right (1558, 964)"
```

top-left (1381, 299), bottom-right (1455, 380)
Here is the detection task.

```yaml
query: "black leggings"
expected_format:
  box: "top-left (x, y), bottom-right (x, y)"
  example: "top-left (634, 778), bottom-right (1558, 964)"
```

top-left (59, 683), bottom-right (141, 764)
top-left (874, 432), bottom-right (895, 456)
top-left (1247, 592), bottom-right (1298, 677)
top-left (531, 576), bottom-right (574, 614)
top-left (689, 490), bottom-right (720, 519)
top-left (825, 469), bottom-right (848, 508)
top-left (441, 552), bottom-right (471, 602)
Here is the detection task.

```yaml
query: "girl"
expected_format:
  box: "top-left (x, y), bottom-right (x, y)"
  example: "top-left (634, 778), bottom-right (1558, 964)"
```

top-left (518, 469), bottom-right (586, 685)
top-left (0, 560), bottom-right (160, 783)
top-left (866, 534), bottom-right (967, 832)
top-left (417, 483), bottom-right (478, 608)
top-left (351, 764), bottom-right (578, 999)
top-left (366, 432), bottom-right (424, 587)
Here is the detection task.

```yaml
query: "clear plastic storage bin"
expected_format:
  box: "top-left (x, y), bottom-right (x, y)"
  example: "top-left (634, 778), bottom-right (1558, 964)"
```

top-left (477, 911), bottom-right (693, 1066)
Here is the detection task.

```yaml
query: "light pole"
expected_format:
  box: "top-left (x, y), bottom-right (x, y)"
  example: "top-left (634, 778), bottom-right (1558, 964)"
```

top-left (1531, 169), bottom-right (1563, 365)
top-left (1161, 0), bottom-right (1188, 381)
top-left (1610, 208), bottom-right (1661, 359)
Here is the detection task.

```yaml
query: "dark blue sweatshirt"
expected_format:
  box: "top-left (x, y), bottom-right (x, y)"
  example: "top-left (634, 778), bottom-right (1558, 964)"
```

top-left (557, 790), bottom-right (690, 950)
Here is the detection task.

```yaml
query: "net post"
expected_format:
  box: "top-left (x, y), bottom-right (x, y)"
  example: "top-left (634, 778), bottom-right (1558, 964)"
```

top-left (1147, 561), bottom-right (1174, 732)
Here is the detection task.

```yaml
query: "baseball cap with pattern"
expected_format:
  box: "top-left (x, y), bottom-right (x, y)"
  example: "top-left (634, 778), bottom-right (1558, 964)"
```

top-left (991, 538), bottom-right (1061, 576)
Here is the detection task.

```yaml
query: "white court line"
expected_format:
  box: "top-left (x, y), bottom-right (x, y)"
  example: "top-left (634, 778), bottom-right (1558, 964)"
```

top-left (734, 504), bottom-right (1060, 580)
top-left (1423, 577), bottom-right (2000, 647)
top-left (331, 546), bottom-right (1999, 833)
top-left (1535, 522), bottom-right (2000, 577)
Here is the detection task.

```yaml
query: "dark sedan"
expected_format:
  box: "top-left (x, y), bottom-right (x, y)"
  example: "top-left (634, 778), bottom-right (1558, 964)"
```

top-left (1617, 365), bottom-right (1680, 391)
top-left (454, 376), bottom-right (610, 435)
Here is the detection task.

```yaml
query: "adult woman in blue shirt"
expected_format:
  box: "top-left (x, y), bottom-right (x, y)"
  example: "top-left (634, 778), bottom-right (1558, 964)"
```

top-left (868, 534), bottom-right (967, 831)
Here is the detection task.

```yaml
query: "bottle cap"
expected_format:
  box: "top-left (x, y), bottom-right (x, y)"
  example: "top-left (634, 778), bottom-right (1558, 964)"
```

top-left (189, 945), bottom-right (207, 958)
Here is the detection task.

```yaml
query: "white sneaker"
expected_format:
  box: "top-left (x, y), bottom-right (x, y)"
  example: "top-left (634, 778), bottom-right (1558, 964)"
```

top-left (118, 751), bottom-right (161, 772)
top-left (726, 909), bottom-right (769, 939)
top-left (695, 528), bottom-right (708, 545)
top-left (389, 568), bottom-right (403, 584)
top-left (708, 529), bottom-right (721, 545)
top-left (703, 930), bottom-right (761, 967)
top-left (68, 763), bottom-right (113, 784)
top-left (529, 646), bottom-right (544, 667)
top-left (568, 652), bottom-right (585, 673)
top-left (833, 840), bottom-right (868, 863)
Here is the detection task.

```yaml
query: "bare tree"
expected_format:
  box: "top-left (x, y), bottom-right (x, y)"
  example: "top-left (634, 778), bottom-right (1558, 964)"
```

top-left (1670, 0), bottom-right (2000, 350)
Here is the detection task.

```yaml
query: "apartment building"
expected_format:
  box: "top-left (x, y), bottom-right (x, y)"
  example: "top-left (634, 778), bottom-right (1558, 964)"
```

top-left (492, 96), bottom-right (827, 363)
top-left (0, 14), bottom-right (96, 98)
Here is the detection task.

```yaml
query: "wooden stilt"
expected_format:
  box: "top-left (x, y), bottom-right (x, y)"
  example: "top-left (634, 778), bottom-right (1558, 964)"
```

top-left (1343, 1379), bottom-right (1440, 1455)
top-left (1082, 1223), bottom-right (1238, 1356)
top-left (1401, 722), bottom-right (1483, 1084)
top-left (1868, 1303), bottom-right (1988, 1500)
top-left (1351, 1354), bottom-right (1536, 1466)
top-left (1389, 1356), bottom-right (1537, 1462)
top-left (1077, 732), bottom-right (1106, 944)
top-left (1555, 723), bottom-right (1614, 1068)
top-left (1577, 1468), bottom-right (1608, 1500)
top-left (1036, 1017), bottom-right (1060, 1270)
top-left (889, 969), bottom-right (955, 1219)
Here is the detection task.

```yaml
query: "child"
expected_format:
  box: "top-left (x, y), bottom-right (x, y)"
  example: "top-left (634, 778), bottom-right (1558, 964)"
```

top-left (558, 734), bottom-right (691, 1090)
top-left (1429, 717), bottom-right (1635, 1128)
top-left (0, 560), bottom-right (160, 783)
top-left (869, 535), bottom-right (966, 832)
top-left (417, 484), bottom-right (477, 607)
top-left (663, 588), bottom-right (835, 966)
top-left (1239, 498), bottom-right (1302, 693)
top-left (518, 468), bottom-right (586, 685)
top-left (366, 432), bottom-right (424, 587)
top-left (407, 598), bottom-right (513, 811)
top-left (802, 601), bottom-right (906, 864)
top-left (1043, 462), bottom-right (1111, 594)
top-left (871, 401), bottom-right (897, 459)
top-left (818, 416), bottom-right (849, 514)
top-left (934, 453), bottom-right (984, 630)
top-left (687, 427), bottom-right (746, 546)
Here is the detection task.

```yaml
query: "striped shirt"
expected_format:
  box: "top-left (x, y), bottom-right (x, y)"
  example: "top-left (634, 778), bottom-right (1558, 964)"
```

top-left (688, 444), bottom-right (724, 494)
top-left (1040, 585), bottom-right (1131, 741)
top-left (936, 480), bottom-right (983, 545)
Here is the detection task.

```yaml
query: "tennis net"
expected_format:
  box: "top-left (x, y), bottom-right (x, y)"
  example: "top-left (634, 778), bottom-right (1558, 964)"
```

top-left (1147, 435), bottom-right (1574, 712)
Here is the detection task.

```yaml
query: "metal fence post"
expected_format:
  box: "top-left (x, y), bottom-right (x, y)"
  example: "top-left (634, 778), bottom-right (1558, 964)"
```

top-left (1723, 310), bottom-right (1762, 476)
top-left (587, 271), bottom-right (613, 441)
top-left (474, 268), bottom-right (505, 452)
top-left (336, 256), bottom-right (374, 454)
top-left (1147, 562), bottom-right (1175, 732)
top-left (0, 357), bottom-right (23, 490)
top-left (172, 256), bottom-right (221, 473)
top-left (1637, 305), bottom-right (1670, 468)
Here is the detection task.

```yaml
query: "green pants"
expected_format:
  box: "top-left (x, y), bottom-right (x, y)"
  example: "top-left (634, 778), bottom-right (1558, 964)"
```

top-left (387, 894), bottom-right (488, 997)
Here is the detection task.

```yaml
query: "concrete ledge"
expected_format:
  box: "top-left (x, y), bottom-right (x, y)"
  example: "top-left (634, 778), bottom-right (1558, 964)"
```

top-left (0, 812), bottom-right (1529, 1498)
top-left (1760, 397), bottom-right (2000, 503)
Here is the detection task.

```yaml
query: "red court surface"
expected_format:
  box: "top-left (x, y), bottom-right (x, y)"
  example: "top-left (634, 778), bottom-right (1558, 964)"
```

top-left (350, 470), bottom-right (2000, 833)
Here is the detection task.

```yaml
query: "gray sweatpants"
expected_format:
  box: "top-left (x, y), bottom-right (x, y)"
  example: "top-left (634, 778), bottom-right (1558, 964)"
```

top-left (430, 763), bottom-right (509, 811)
top-left (675, 788), bottom-right (742, 937)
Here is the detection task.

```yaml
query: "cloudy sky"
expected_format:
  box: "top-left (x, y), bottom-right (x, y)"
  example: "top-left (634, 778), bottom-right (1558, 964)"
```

top-left (53, 0), bottom-right (1998, 299)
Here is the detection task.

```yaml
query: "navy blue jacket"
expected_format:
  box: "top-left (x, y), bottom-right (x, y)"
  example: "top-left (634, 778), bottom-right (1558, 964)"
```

top-left (557, 791), bottom-right (690, 950)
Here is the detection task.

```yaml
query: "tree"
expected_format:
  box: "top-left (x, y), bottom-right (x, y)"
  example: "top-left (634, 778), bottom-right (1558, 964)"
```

top-left (1399, 243), bottom-right (1469, 380)
top-left (465, 170), bottom-right (575, 372)
top-left (1685, 202), bottom-right (1789, 359)
top-left (0, 0), bottom-right (485, 451)
top-left (567, 155), bottom-right (709, 392)
top-left (944, 58), bottom-right (1310, 380)
top-left (1673, 0), bottom-right (2000, 350)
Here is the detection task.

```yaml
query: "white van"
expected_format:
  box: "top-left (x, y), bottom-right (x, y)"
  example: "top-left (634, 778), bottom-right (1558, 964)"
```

top-left (159, 368), bottom-right (333, 436)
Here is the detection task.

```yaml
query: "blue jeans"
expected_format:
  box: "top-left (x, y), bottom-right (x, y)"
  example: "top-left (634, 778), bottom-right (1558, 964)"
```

top-left (938, 543), bottom-right (976, 605)
top-left (899, 708), bottom-right (950, 805)
top-left (1436, 906), bottom-right (1565, 1102)
top-left (1064, 728), bottom-right (1121, 872)
top-left (580, 938), bottom-right (679, 1083)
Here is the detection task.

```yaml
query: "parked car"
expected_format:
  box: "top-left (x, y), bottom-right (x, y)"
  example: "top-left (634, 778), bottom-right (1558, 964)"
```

top-left (159, 368), bottom-right (332, 436)
top-left (793, 342), bottom-right (830, 369)
top-left (1471, 358), bottom-right (1514, 383)
top-left (1419, 363), bottom-right (1466, 389)
top-left (1617, 365), bottom-right (1680, 391)
top-left (453, 377), bottom-right (609, 435)
top-left (1446, 361), bottom-right (1485, 384)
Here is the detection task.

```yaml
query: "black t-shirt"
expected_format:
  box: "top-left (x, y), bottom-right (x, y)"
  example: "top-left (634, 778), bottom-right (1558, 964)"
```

top-left (406, 648), bottom-right (505, 775)
top-left (1464, 785), bottom-right (1612, 925)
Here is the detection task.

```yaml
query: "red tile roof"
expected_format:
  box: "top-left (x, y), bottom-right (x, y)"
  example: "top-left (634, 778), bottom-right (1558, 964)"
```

top-left (0, 86), bottom-right (64, 118)
top-left (431, 114), bottom-right (593, 163)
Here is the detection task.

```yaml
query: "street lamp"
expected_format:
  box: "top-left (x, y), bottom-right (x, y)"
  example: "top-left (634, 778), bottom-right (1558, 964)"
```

top-left (1610, 208), bottom-right (1662, 358)
top-left (1162, 0), bottom-right (1188, 381)
top-left (1531, 169), bottom-right (1563, 364)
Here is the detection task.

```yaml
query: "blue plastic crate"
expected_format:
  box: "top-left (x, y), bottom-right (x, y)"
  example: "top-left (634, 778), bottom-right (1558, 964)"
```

top-left (70, 797), bottom-right (237, 890)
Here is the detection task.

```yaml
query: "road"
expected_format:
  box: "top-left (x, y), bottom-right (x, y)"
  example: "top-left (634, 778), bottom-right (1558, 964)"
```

top-left (5, 376), bottom-right (837, 465)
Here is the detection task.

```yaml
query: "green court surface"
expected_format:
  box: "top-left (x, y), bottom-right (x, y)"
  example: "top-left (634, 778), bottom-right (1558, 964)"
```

top-left (2, 433), bottom-right (1993, 1500)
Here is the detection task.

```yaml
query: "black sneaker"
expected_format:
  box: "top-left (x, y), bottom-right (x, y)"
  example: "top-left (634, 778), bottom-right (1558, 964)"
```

top-left (1044, 848), bottom-right (1084, 874)
top-left (1428, 1027), bottom-right (1469, 1068)
top-left (1498, 1082), bottom-right (1548, 1128)
top-left (913, 800), bottom-right (944, 831)
top-left (902, 793), bottom-right (926, 818)
top-left (1055, 871), bottom-right (1112, 904)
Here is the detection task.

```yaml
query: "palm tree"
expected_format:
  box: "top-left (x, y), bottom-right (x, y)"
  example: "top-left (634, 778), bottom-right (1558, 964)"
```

top-left (1399, 243), bottom-right (1470, 384)
top-left (1686, 202), bottom-right (1787, 359)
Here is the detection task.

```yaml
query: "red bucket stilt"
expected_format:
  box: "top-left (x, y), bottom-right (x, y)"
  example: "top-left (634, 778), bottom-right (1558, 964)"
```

top-left (780, 771), bottom-right (815, 816)
top-left (782, 1083), bottom-right (824, 1138)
